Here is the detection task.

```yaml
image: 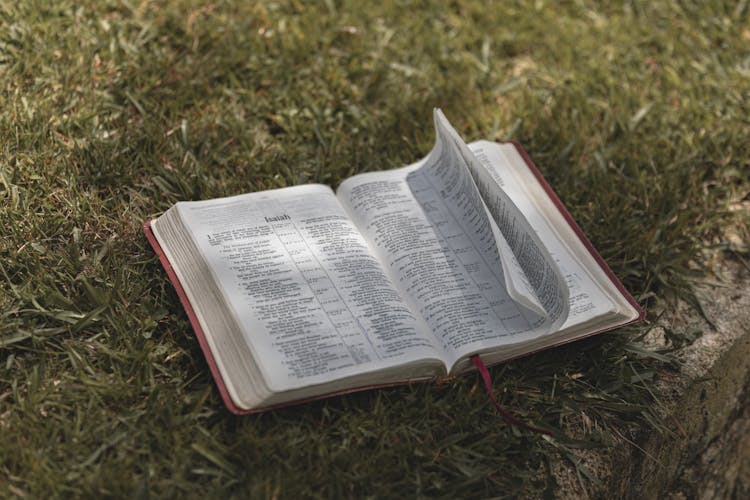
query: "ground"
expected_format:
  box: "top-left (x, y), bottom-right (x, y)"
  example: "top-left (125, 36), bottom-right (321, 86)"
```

top-left (0, 1), bottom-right (748, 497)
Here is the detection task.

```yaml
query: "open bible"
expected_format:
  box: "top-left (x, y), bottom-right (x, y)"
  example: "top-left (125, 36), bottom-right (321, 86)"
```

top-left (144, 110), bottom-right (643, 413)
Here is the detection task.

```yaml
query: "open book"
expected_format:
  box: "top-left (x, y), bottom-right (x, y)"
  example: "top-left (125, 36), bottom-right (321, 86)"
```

top-left (145, 110), bottom-right (643, 413)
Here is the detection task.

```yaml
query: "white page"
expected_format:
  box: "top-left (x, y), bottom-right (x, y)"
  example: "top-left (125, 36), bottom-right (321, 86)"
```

top-left (431, 110), bottom-right (570, 332)
top-left (174, 185), bottom-right (441, 391)
top-left (337, 112), bottom-right (585, 367)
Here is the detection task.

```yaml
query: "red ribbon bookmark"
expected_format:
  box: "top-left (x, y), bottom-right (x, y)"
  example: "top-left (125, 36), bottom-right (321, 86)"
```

top-left (471, 355), bottom-right (554, 436)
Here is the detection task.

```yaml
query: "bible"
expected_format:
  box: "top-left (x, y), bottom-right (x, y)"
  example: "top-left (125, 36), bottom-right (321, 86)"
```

top-left (144, 110), bottom-right (643, 414)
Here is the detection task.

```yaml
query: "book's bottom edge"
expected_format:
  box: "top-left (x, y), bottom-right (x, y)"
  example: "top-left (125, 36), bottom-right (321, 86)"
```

top-left (231, 378), bottom-right (438, 415)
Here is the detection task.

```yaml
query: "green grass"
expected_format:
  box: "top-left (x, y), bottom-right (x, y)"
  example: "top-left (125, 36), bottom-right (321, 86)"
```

top-left (1, 0), bottom-right (748, 497)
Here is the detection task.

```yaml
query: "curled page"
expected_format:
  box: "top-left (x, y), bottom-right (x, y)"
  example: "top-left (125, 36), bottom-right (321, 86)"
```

top-left (408, 110), bottom-right (569, 333)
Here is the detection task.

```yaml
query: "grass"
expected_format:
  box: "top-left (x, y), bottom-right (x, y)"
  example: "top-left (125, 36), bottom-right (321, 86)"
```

top-left (1, 0), bottom-right (748, 497)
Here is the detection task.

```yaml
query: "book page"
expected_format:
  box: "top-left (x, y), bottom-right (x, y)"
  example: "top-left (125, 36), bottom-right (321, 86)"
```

top-left (338, 112), bottom-right (574, 366)
top-left (174, 185), bottom-right (441, 391)
top-left (432, 110), bottom-right (569, 332)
